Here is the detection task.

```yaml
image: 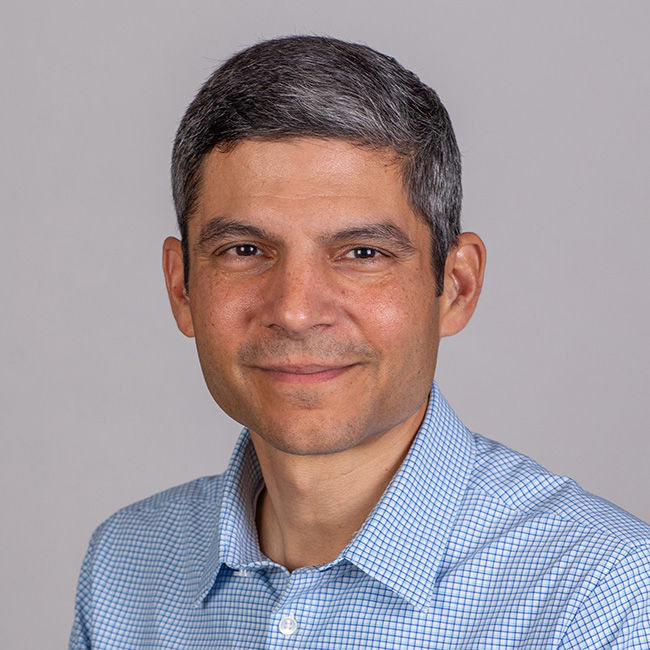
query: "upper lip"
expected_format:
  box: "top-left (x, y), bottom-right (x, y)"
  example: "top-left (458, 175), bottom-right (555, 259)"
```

top-left (256, 363), bottom-right (354, 374)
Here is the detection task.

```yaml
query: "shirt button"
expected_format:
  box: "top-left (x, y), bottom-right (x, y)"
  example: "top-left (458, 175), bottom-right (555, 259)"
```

top-left (278, 616), bottom-right (298, 636)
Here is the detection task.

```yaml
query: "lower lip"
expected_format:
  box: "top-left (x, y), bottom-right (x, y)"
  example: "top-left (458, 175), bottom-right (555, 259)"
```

top-left (260, 366), bottom-right (354, 384)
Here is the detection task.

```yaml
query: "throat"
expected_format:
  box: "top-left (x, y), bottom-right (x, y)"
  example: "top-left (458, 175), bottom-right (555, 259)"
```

top-left (249, 398), bottom-right (428, 572)
top-left (255, 484), bottom-right (371, 572)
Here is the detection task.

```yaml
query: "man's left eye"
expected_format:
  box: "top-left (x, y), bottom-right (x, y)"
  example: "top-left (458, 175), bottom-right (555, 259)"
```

top-left (344, 247), bottom-right (381, 259)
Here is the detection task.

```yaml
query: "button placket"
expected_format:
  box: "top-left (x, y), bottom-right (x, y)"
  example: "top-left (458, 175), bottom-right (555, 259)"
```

top-left (270, 567), bottom-right (324, 642)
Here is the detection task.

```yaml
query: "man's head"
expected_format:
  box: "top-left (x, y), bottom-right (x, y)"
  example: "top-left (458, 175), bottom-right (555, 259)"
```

top-left (171, 35), bottom-right (462, 295)
top-left (163, 36), bottom-right (485, 457)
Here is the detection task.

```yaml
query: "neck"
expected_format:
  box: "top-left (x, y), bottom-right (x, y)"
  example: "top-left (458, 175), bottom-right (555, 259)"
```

top-left (251, 402), bottom-right (427, 572)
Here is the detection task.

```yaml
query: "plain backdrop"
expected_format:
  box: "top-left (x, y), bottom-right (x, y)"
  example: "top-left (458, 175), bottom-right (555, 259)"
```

top-left (1, 1), bottom-right (649, 646)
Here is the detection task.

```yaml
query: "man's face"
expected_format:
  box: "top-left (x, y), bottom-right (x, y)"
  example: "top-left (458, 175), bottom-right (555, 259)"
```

top-left (173, 138), bottom-right (442, 455)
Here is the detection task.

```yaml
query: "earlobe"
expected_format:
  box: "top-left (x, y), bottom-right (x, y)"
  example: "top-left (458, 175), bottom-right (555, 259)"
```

top-left (439, 232), bottom-right (486, 338)
top-left (162, 237), bottom-right (195, 338)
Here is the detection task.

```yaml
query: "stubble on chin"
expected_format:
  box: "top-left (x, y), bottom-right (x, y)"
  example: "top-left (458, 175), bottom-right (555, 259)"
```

top-left (197, 331), bottom-right (388, 454)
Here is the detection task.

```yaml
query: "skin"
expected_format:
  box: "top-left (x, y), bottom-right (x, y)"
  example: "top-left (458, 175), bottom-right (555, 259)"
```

top-left (163, 138), bottom-right (486, 570)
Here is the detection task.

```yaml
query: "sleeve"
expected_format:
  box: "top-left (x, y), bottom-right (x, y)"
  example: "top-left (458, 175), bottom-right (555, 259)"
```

top-left (68, 530), bottom-right (99, 650)
top-left (558, 545), bottom-right (650, 649)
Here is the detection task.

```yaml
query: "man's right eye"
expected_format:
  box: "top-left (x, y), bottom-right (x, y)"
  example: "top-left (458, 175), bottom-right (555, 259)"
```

top-left (233, 244), bottom-right (259, 256)
top-left (213, 242), bottom-right (273, 267)
top-left (221, 244), bottom-right (261, 257)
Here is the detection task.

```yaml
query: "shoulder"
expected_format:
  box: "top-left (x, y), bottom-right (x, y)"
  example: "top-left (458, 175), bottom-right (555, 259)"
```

top-left (70, 475), bottom-right (230, 647)
top-left (441, 433), bottom-right (650, 643)
top-left (87, 475), bottom-right (226, 558)
top-left (117, 474), bottom-right (225, 513)
top-left (470, 433), bottom-right (650, 535)
top-left (462, 432), bottom-right (650, 575)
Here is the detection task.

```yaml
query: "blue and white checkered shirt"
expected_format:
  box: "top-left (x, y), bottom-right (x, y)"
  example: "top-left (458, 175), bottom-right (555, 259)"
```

top-left (70, 383), bottom-right (650, 648)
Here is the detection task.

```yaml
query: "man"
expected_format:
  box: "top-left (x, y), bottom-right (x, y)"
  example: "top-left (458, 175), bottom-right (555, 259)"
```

top-left (70, 36), bottom-right (650, 649)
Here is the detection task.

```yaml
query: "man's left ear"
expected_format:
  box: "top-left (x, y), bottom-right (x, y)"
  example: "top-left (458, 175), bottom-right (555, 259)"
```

top-left (438, 232), bottom-right (486, 338)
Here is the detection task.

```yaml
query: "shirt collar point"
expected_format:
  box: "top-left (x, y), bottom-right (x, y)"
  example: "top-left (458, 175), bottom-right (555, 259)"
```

top-left (193, 560), bottom-right (226, 606)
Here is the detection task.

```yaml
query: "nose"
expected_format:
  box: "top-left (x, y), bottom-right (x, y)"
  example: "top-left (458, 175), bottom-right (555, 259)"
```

top-left (260, 255), bottom-right (337, 335)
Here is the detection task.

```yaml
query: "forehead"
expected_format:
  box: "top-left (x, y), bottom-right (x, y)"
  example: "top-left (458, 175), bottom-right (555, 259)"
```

top-left (192, 138), bottom-right (426, 238)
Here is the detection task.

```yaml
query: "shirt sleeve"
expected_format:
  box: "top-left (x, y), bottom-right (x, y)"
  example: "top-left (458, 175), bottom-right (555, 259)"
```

top-left (68, 531), bottom-right (98, 650)
top-left (558, 545), bottom-right (650, 649)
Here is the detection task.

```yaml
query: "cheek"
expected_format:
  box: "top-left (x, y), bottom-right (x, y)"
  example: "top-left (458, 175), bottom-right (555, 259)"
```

top-left (190, 280), bottom-right (258, 352)
top-left (357, 280), bottom-right (439, 349)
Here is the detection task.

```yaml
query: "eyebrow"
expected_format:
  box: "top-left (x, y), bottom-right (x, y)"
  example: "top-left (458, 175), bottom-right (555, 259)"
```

top-left (194, 218), bottom-right (275, 254)
top-left (320, 223), bottom-right (417, 254)
top-left (194, 217), bottom-right (417, 255)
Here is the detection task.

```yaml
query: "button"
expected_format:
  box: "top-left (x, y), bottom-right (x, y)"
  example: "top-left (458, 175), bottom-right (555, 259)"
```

top-left (278, 616), bottom-right (298, 636)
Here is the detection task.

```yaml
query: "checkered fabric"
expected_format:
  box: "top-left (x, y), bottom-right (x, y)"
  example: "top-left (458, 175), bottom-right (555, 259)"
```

top-left (70, 383), bottom-right (650, 648)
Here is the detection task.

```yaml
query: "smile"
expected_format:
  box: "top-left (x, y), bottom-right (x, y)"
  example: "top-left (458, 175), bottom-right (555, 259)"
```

top-left (256, 364), bottom-right (356, 384)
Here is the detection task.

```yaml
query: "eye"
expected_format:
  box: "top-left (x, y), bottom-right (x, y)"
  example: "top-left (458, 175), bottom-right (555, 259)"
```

top-left (343, 247), bottom-right (383, 260)
top-left (216, 243), bottom-right (268, 265)
top-left (232, 244), bottom-right (260, 256)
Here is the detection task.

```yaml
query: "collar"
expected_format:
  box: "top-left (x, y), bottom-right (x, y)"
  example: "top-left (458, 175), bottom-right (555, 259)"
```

top-left (195, 382), bottom-right (475, 609)
top-left (341, 383), bottom-right (475, 609)
top-left (194, 432), bottom-right (266, 604)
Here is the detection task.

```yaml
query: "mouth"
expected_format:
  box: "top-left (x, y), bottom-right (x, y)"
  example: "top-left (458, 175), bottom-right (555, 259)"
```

top-left (254, 363), bottom-right (357, 384)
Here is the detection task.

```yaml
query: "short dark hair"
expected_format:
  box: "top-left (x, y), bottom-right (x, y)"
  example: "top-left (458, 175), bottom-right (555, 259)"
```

top-left (172, 35), bottom-right (462, 294)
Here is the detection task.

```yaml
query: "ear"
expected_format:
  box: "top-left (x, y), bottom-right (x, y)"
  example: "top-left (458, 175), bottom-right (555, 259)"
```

top-left (439, 232), bottom-right (486, 338)
top-left (162, 237), bottom-right (195, 338)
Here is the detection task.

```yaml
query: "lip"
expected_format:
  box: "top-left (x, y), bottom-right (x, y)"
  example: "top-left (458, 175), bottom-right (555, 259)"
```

top-left (255, 363), bottom-right (356, 384)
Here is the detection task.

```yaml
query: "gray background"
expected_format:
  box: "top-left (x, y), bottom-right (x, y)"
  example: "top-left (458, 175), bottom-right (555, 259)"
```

top-left (1, 1), bottom-right (649, 647)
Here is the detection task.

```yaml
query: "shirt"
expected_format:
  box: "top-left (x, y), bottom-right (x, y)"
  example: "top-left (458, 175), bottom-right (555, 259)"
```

top-left (70, 383), bottom-right (650, 649)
